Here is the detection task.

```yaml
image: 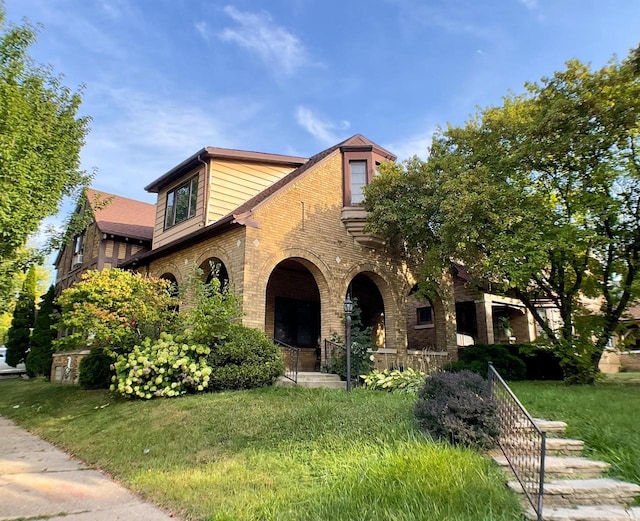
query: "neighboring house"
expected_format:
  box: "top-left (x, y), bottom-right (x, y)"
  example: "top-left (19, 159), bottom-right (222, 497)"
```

top-left (54, 188), bottom-right (156, 294)
top-left (53, 135), bottom-right (544, 375)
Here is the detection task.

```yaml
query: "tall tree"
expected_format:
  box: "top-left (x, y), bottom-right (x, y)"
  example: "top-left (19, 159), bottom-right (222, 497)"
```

top-left (25, 284), bottom-right (56, 377)
top-left (365, 46), bottom-right (640, 384)
top-left (0, 5), bottom-right (90, 309)
top-left (5, 264), bottom-right (35, 366)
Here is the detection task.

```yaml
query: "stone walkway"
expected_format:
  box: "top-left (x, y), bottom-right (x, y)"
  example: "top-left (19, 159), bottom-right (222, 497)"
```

top-left (0, 415), bottom-right (179, 520)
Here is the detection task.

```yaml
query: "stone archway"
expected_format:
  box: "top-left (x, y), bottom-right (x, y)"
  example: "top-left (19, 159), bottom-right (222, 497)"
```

top-left (266, 258), bottom-right (322, 371)
top-left (348, 272), bottom-right (386, 349)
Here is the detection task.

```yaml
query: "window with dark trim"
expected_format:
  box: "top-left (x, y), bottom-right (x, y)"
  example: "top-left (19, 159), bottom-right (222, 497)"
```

top-left (165, 176), bottom-right (198, 229)
top-left (350, 160), bottom-right (367, 204)
top-left (416, 306), bottom-right (433, 326)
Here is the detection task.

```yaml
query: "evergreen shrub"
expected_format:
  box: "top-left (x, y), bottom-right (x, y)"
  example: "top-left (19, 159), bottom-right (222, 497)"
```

top-left (207, 325), bottom-right (284, 390)
top-left (445, 344), bottom-right (526, 381)
top-left (78, 347), bottom-right (112, 389)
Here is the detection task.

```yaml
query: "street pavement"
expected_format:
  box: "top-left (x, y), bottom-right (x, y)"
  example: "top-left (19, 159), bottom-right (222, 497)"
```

top-left (0, 415), bottom-right (179, 520)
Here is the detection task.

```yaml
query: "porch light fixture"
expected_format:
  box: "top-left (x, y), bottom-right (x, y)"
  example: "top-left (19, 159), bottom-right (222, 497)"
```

top-left (344, 295), bottom-right (353, 392)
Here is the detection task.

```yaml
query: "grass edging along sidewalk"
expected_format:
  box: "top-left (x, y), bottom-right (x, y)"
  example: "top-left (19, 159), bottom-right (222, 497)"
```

top-left (511, 378), bottom-right (640, 488)
top-left (0, 379), bottom-right (521, 521)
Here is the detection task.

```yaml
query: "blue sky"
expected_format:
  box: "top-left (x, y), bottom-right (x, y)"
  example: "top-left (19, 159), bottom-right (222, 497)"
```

top-left (5, 0), bottom-right (640, 208)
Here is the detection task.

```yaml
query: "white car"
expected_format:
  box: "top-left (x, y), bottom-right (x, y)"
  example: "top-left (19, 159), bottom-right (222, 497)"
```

top-left (0, 346), bottom-right (27, 373)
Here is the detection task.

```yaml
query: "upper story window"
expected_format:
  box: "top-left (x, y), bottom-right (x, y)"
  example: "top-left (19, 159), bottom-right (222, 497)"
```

top-left (72, 232), bottom-right (85, 266)
top-left (350, 160), bottom-right (367, 204)
top-left (165, 176), bottom-right (198, 229)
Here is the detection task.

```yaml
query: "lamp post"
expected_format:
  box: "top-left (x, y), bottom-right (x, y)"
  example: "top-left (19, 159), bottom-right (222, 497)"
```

top-left (344, 295), bottom-right (353, 392)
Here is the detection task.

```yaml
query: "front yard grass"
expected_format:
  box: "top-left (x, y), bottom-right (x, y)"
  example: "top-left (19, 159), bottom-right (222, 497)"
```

top-left (0, 379), bottom-right (521, 521)
top-left (511, 378), bottom-right (640, 486)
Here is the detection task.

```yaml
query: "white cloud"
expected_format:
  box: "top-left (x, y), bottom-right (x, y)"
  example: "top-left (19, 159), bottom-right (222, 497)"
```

top-left (219, 6), bottom-right (311, 75)
top-left (295, 106), bottom-right (350, 146)
top-left (384, 129), bottom-right (436, 161)
top-left (520, 0), bottom-right (538, 9)
top-left (194, 21), bottom-right (210, 41)
top-left (80, 86), bottom-right (263, 197)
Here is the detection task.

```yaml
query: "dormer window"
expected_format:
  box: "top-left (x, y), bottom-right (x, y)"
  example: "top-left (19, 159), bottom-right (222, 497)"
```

top-left (165, 176), bottom-right (198, 229)
top-left (350, 160), bottom-right (367, 204)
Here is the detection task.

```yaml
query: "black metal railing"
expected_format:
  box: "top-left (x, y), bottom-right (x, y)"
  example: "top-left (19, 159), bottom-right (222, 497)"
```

top-left (274, 339), bottom-right (300, 384)
top-left (324, 339), bottom-right (365, 388)
top-left (488, 362), bottom-right (545, 521)
top-left (323, 339), bottom-right (344, 369)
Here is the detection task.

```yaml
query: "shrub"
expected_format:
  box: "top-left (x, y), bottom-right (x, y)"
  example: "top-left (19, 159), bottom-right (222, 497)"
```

top-left (414, 370), bottom-right (498, 448)
top-left (111, 333), bottom-right (211, 399)
top-left (207, 325), bottom-right (284, 391)
top-left (26, 285), bottom-right (57, 378)
top-left (54, 269), bottom-right (177, 357)
top-left (362, 368), bottom-right (426, 394)
top-left (325, 299), bottom-right (376, 382)
top-left (446, 344), bottom-right (526, 381)
top-left (78, 347), bottom-right (112, 389)
top-left (516, 343), bottom-right (563, 380)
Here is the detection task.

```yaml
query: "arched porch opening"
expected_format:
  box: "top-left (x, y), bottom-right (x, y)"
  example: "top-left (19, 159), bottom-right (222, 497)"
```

top-left (198, 257), bottom-right (229, 290)
top-left (348, 272), bottom-right (386, 349)
top-left (159, 272), bottom-right (180, 312)
top-left (266, 258), bottom-right (321, 371)
top-left (406, 284), bottom-right (437, 351)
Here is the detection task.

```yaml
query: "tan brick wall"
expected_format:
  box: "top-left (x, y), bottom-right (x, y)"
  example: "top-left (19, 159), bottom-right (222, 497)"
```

top-left (51, 349), bottom-right (90, 384)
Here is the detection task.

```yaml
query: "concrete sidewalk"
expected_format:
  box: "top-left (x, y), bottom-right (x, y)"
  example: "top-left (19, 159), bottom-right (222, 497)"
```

top-left (0, 415), bottom-right (178, 520)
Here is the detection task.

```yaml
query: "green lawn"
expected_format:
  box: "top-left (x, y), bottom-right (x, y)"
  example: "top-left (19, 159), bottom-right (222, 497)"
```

top-left (511, 378), bottom-right (640, 485)
top-left (0, 379), bottom-right (521, 521)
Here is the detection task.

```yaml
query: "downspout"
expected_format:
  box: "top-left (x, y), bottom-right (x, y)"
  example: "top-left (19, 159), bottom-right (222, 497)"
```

top-left (197, 153), bottom-right (209, 227)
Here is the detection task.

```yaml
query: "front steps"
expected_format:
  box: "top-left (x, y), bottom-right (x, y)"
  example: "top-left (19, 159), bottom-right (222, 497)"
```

top-left (493, 419), bottom-right (640, 521)
top-left (276, 372), bottom-right (346, 389)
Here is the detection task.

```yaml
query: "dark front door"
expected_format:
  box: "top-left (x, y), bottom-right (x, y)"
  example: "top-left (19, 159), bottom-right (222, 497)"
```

top-left (274, 297), bottom-right (320, 348)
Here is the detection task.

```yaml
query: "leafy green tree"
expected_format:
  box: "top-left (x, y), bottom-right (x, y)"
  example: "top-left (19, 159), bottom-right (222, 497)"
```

top-left (54, 269), bottom-right (178, 357)
top-left (25, 284), bottom-right (56, 377)
top-left (5, 264), bottom-right (36, 366)
top-left (0, 6), bottom-right (90, 309)
top-left (365, 46), bottom-right (640, 384)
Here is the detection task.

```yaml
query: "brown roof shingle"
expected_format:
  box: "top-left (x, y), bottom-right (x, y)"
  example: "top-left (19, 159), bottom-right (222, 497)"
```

top-left (86, 188), bottom-right (155, 241)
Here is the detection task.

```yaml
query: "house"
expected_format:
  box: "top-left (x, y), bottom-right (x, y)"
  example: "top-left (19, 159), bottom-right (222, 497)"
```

top-left (54, 188), bottom-right (156, 295)
top-left (54, 134), bottom-right (542, 378)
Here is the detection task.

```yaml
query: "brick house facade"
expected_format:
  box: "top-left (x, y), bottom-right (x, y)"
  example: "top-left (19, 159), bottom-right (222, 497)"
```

top-left (55, 134), bottom-right (539, 376)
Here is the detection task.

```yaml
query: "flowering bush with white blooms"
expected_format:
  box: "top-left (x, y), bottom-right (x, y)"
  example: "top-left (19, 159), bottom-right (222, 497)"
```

top-left (111, 332), bottom-right (212, 399)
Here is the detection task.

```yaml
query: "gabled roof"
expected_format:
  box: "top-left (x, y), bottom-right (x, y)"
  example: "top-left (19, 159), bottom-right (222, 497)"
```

top-left (144, 147), bottom-right (309, 193)
top-left (233, 134), bottom-right (396, 217)
top-left (86, 188), bottom-right (155, 242)
top-left (121, 134), bottom-right (396, 268)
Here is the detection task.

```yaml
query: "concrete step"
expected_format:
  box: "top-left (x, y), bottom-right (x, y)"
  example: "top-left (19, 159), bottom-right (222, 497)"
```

top-left (525, 505), bottom-right (640, 520)
top-left (509, 478), bottom-right (640, 508)
top-left (494, 455), bottom-right (611, 479)
top-left (276, 373), bottom-right (346, 389)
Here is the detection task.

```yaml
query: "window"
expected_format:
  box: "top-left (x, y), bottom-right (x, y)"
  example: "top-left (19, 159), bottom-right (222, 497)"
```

top-left (165, 176), bottom-right (198, 229)
top-left (72, 233), bottom-right (84, 266)
top-left (416, 306), bottom-right (433, 326)
top-left (350, 160), bottom-right (367, 204)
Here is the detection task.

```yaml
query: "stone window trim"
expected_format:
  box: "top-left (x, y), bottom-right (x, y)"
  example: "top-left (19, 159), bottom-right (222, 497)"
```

top-left (164, 175), bottom-right (198, 230)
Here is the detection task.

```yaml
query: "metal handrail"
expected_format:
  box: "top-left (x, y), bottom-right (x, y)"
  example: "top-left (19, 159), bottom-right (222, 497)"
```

top-left (324, 339), bottom-right (345, 368)
top-left (488, 362), bottom-right (545, 521)
top-left (274, 339), bottom-right (300, 384)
